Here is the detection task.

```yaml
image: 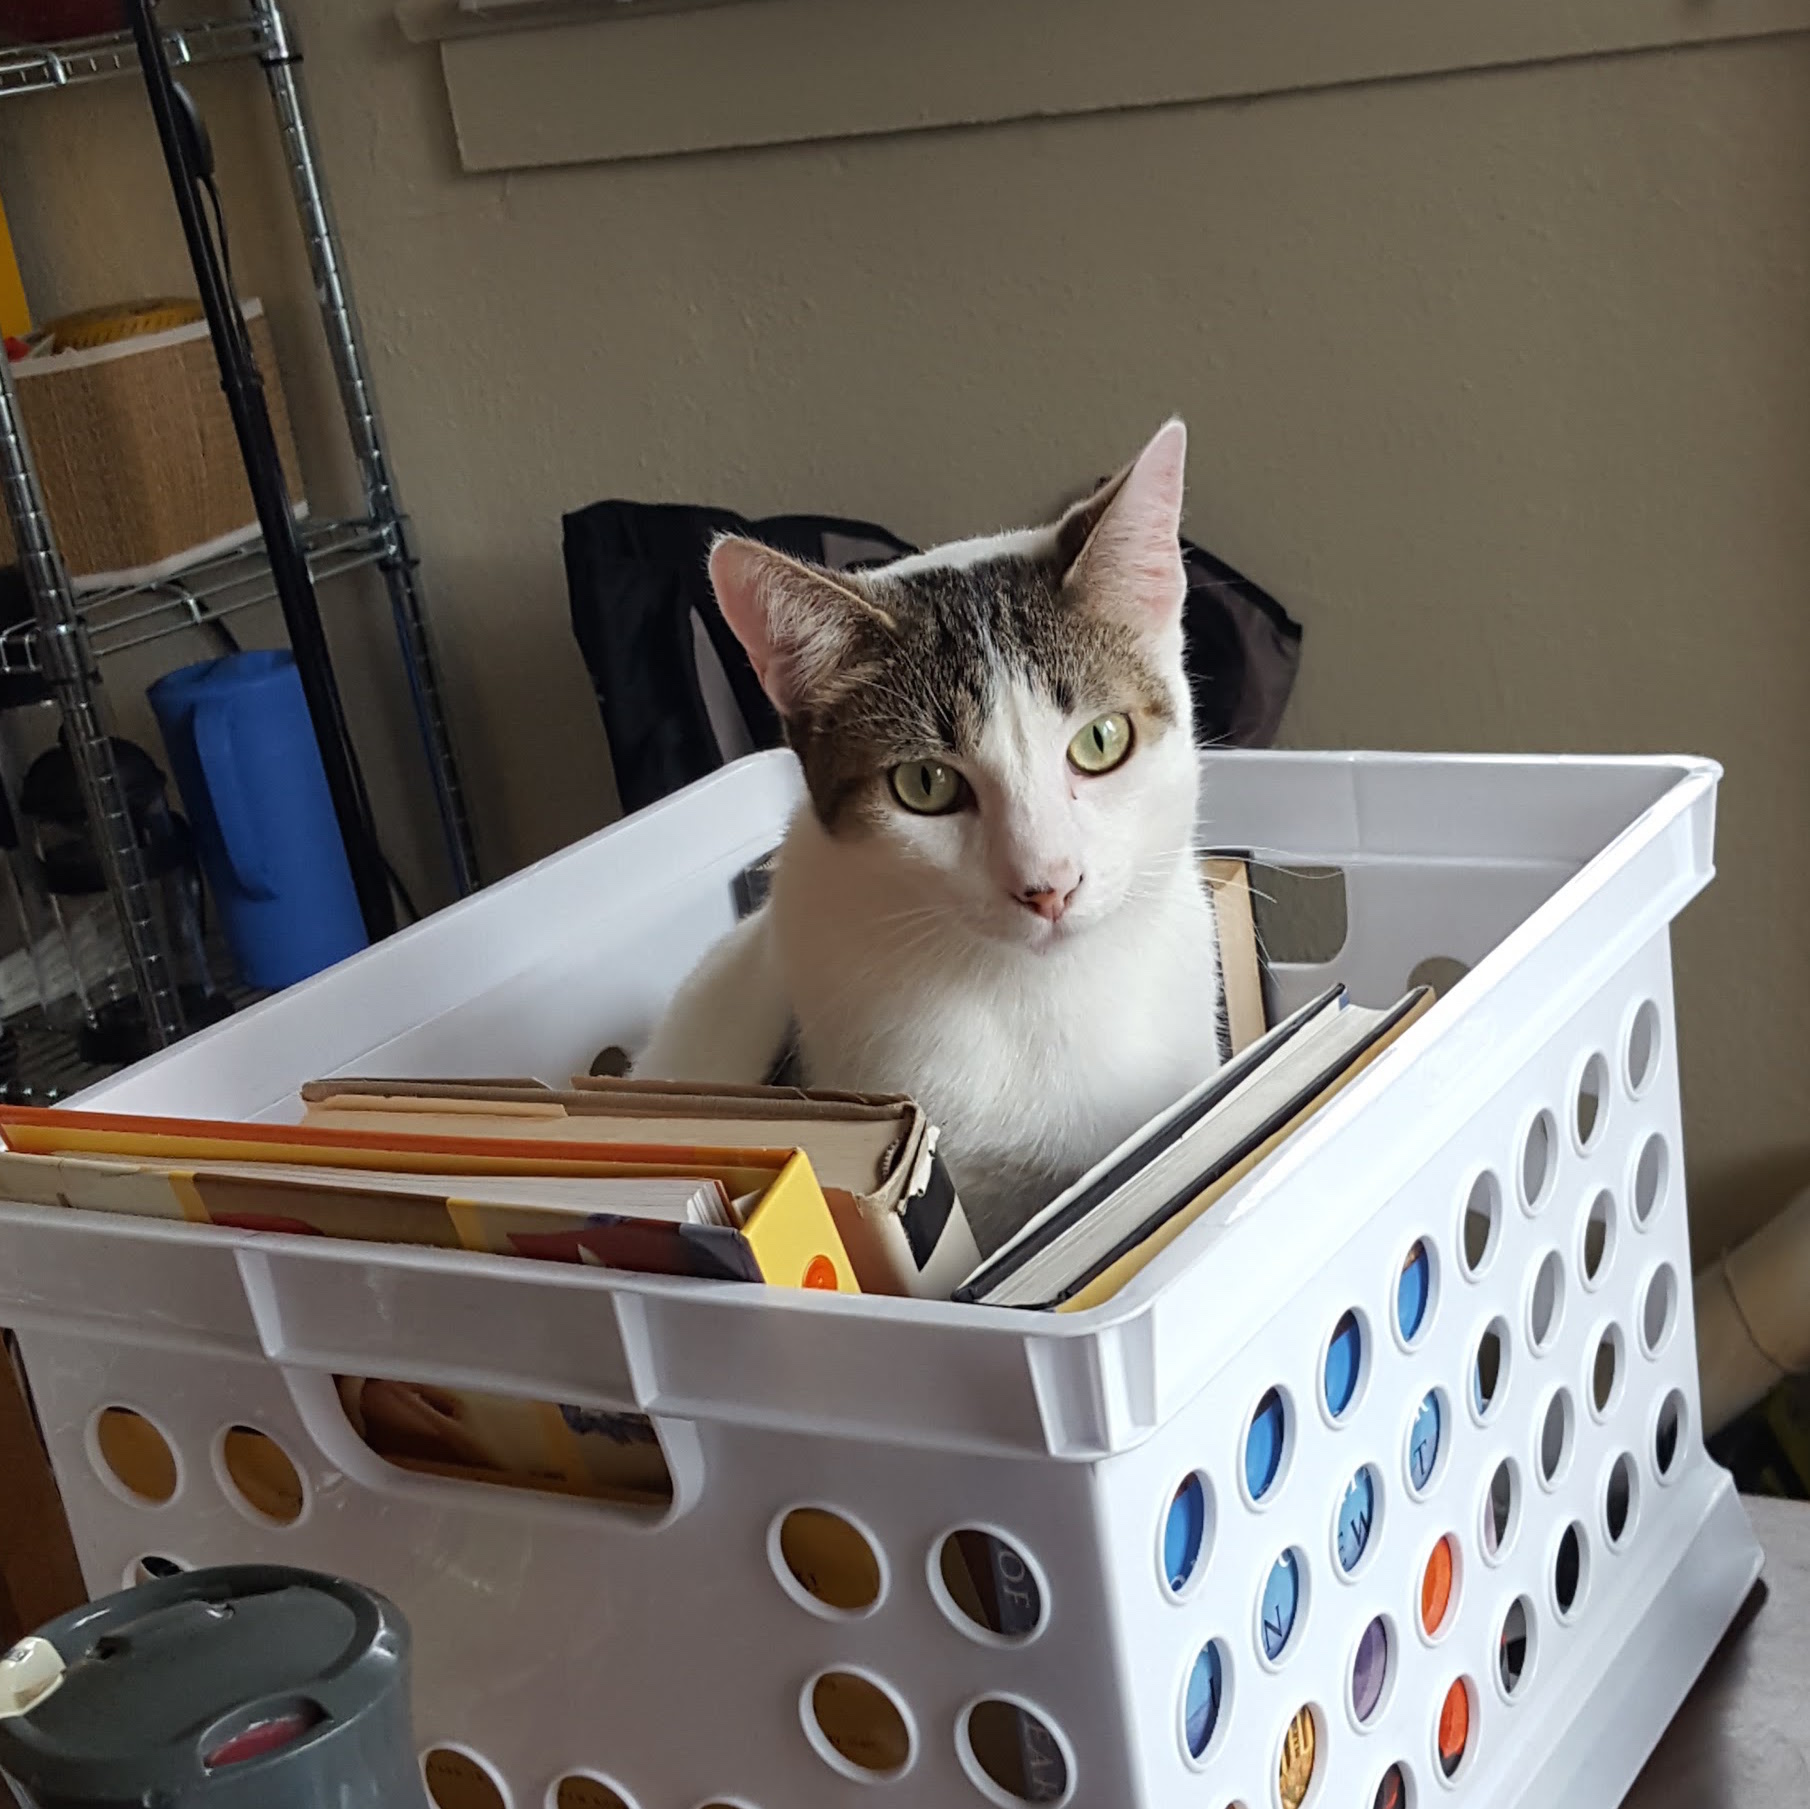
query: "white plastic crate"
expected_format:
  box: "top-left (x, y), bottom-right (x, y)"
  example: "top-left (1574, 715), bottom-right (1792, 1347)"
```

top-left (0, 749), bottom-right (1761, 1809)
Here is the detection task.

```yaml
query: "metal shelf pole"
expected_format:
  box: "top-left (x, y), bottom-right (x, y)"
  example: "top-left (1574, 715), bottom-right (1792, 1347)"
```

top-left (0, 360), bottom-right (186, 1049)
top-left (255, 0), bottom-right (482, 898)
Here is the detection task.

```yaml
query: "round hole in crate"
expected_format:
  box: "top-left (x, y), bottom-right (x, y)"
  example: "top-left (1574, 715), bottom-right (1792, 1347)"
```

top-left (122, 1553), bottom-right (189, 1589)
top-left (1244, 1387), bottom-right (1291, 1504)
top-left (1350, 1614), bottom-right (1392, 1726)
top-left (1626, 999), bottom-right (1662, 1097)
top-left (1278, 1705), bottom-right (1319, 1809)
top-left (1257, 1548), bottom-right (1307, 1664)
top-left (422, 1747), bottom-right (508, 1809)
top-left (1631, 1134), bottom-right (1669, 1228)
top-left (1372, 1763), bottom-right (1411, 1809)
top-left (1589, 1325), bottom-right (1625, 1418)
top-left (91, 1406), bottom-right (178, 1506)
top-left (218, 1425), bottom-right (305, 1525)
top-left (1322, 1309), bottom-right (1366, 1422)
top-left (1161, 1472), bottom-right (1214, 1597)
top-left (934, 1528), bottom-right (1043, 1643)
top-left (1408, 955), bottom-right (1470, 998)
top-left (1418, 1535), bottom-right (1460, 1639)
top-left (1435, 1678), bottom-right (1474, 1781)
top-left (1654, 1389), bottom-right (1688, 1482)
top-left (961, 1696), bottom-right (1070, 1805)
top-left (1336, 1464), bottom-right (1382, 1576)
top-left (1459, 1171), bottom-right (1501, 1279)
top-left (550, 1778), bottom-right (634, 1809)
top-left (1537, 1389), bottom-right (1575, 1488)
top-left (1527, 1249), bottom-right (1565, 1353)
top-left (1520, 1110), bottom-right (1558, 1213)
top-left (1395, 1239), bottom-right (1436, 1346)
top-left (772, 1506), bottom-right (885, 1618)
top-left (1406, 1389), bottom-right (1446, 1498)
top-left (1472, 1320), bottom-right (1509, 1424)
top-left (1497, 1596), bottom-right (1535, 1700)
top-left (1481, 1460), bottom-right (1519, 1564)
top-left (1639, 1264), bottom-right (1679, 1358)
top-left (1180, 1638), bottom-right (1230, 1763)
top-left (1573, 1053), bottom-right (1609, 1153)
top-left (1580, 1189), bottom-right (1616, 1288)
top-left (1552, 1522), bottom-right (1589, 1621)
top-left (1604, 1451), bottom-right (1640, 1548)
top-left (804, 1669), bottom-right (914, 1782)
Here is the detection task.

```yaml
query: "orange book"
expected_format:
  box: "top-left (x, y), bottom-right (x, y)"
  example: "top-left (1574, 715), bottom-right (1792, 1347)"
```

top-left (0, 1105), bottom-right (857, 1294)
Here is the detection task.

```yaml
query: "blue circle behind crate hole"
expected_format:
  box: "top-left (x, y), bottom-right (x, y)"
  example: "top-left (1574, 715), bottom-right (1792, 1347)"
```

top-left (1397, 1240), bottom-right (1434, 1343)
top-left (1324, 1310), bottom-right (1364, 1420)
top-left (1245, 1389), bottom-right (1288, 1502)
top-left (1337, 1464), bottom-right (1380, 1574)
top-left (1408, 1390), bottom-right (1444, 1496)
top-left (1163, 1473), bottom-right (1211, 1596)
top-left (1182, 1639), bottom-right (1228, 1760)
top-left (1259, 1549), bottom-right (1304, 1662)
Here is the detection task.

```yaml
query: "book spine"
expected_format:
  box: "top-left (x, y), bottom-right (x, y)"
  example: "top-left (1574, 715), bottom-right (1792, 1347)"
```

top-left (981, 1534), bottom-right (1064, 1802)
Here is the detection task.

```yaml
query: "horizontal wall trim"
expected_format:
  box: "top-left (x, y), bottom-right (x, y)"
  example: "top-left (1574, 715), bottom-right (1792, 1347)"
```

top-left (439, 1), bottom-right (1810, 173)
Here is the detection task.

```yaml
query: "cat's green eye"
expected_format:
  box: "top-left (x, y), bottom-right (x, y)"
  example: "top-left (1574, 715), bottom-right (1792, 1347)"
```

top-left (890, 758), bottom-right (964, 815)
top-left (1068, 712), bottom-right (1134, 775)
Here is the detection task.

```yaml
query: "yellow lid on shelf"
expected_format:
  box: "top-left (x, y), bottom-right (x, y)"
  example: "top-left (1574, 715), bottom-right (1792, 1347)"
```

top-left (40, 298), bottom-right (203, 349)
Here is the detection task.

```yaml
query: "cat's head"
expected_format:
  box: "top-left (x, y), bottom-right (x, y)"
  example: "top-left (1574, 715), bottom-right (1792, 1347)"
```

top-left (711, 421), bottom-right (1198, 951)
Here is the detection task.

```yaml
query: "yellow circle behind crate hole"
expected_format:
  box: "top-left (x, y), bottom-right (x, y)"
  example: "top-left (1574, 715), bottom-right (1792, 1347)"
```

top-left (777, 1507), bottom-right (881, 1613)
top-left (423, 1749), bottom-right (507, 1809)
top-left (94, 1407), bottom-right (177, 1504)
top-left (1278, 1705), bottom-right (1318, 1809)
top-left (552, 1777), bottom-right (631, 1809)
top-left (221, 1425), bottom-right (305, 1524)
top-left (808, 1671), bottom-right (911, 1776)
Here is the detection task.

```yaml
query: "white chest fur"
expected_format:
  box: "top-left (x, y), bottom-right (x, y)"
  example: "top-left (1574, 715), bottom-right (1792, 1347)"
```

top-left (773, 842), bottom-right (1222, 1249)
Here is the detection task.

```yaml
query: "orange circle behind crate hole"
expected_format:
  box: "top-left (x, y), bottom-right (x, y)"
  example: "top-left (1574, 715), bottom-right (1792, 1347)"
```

top-left (1437, 1679), bottom-right (1471, 1777)
top-left (1420, 1536), bottom-right (1456, 1636)
top-left (803, 1254), bottom-right (840, 1291)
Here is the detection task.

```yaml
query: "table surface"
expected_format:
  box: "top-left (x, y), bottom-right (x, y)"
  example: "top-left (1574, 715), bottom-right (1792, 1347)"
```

top-left (1624, 1494), bottom-right (1810, 1804)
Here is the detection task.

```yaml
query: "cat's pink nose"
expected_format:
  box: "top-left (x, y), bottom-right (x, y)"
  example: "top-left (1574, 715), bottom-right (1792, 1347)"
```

top-left (1018, 879), bottom-right (1082, 922)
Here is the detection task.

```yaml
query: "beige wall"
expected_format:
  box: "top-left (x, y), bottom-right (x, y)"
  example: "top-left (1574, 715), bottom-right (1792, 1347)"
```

top-left (1, 13), bottom-right (1806, 1259)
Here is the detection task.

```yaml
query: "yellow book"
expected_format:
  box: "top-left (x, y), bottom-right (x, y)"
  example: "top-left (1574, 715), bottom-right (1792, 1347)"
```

top-left (0, 192), bottom-right (27, 341)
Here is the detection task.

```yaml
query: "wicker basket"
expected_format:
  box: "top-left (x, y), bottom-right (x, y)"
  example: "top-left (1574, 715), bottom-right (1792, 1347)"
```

top-left (0, 299), bottom-right (306, 588)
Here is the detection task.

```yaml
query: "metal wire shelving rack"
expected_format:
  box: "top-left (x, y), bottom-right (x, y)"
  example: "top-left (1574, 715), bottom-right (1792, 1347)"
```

top-left (0, 0), bottom-right (480, 1068)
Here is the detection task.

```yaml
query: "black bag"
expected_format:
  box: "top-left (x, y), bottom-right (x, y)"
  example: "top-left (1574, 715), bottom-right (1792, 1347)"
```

top-left (565, 498), bottom-right (1303, 817)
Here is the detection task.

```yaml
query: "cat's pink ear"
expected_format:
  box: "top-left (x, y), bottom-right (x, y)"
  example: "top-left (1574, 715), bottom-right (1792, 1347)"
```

top-left (1059, 419), bottom-right (1188, 636)
top-left (710, 537), bottom-right (888, 715)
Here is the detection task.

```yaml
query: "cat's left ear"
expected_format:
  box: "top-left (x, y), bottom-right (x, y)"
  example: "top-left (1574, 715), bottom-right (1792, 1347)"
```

top-left (1057, 418), bottom-right (1188, 638)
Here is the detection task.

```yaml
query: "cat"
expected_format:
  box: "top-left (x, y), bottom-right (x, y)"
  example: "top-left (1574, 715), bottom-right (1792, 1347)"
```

top-left (635, 419), bottom-right (1224, 1249)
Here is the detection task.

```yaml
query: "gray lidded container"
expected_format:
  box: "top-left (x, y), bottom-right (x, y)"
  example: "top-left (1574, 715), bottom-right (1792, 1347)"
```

top-left (0, 1565), bottom-right (430, 1809)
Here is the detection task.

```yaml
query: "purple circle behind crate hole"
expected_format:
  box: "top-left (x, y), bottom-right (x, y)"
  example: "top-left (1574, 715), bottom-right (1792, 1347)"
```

top-left (1352, 1615), bottom-right (1389, 1723)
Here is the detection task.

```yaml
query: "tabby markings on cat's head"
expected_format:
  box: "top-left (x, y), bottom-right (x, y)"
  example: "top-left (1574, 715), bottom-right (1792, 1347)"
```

top-left (710, 420), bottom-right (1199, 950)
